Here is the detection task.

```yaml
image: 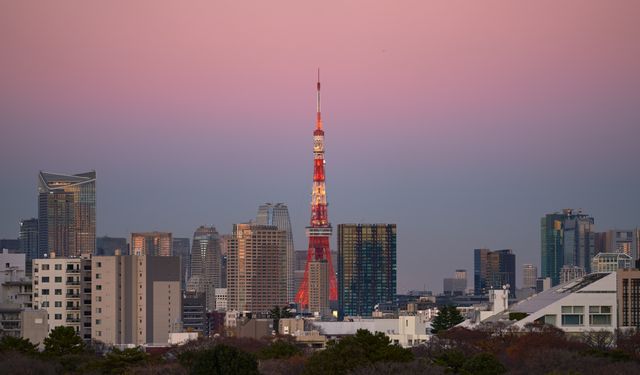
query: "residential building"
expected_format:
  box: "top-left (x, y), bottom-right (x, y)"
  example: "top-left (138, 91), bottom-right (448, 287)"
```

top-left (522, 264), bottom-right (537, 289)
top-left (172, 237), bottom-right (191, 290)
top-left (96, 236), bottom-right (127, 256)
top-left (227, 223), bottom-right (287, 315)
top-left (474, 248), bottom-right (516, 298)
top-left (189, 226), bottom-right (222, 311)
top-left (256, 203), bottom-right (296, 302)
top-left (38, 171), bottom-right (96, 257)
top-left (0, 250), bottom-right (32, 309)
top-left (33, 254), bottom-right (92, 340)
top-left (591, 253), bottom-right (633, 273)
top-left (91, 254), bottom-right (181, 346)
top-left (130, 232), bottom-right (172, 256)
top-left (0, 307), bottom-right (48, 347)
top-left (338, 224), bottom-right (397, 319)
top-left (617, 269), bottom-right (640, 328)
top-left (19, 218), bottom-right (38, 275)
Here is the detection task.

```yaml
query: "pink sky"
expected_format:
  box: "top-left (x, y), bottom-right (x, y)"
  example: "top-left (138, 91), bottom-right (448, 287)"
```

top-left (1, 1), bottom-right (639, 292)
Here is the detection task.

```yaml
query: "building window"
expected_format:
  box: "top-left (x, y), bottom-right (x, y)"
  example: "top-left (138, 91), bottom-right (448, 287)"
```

top-left (55, 289), bottom-right (62, 295)
top-left (97, 331), bottom-right (102, 337)
top-left (42, 264), bottom-right (49, 270)
top-left (42, 277), bottom-right (50, 283)
top-left (42, 289), bottom-right (50, 295)
top-left (41, 301), bottom-right (49, 308)
top-left (97, 262), bottom-right (101, 268)
top-left (589, 306), bottom-right (612, 326)
top-left (55, 264), bottom-right (62, 270)
top-left (55, 276), bottom-right (62, 283)
top-left (561, 306), bottom-right (584, 326)
top-left (95, 274), bottom-right (101, 279)
top-left (54, 314), bottom-right (62, 320)
top-left (95, 319), bottom-right (101, 325)
top-left (96, 296), bottom-right (102, 302)
top-left (55, 301), bottom-right (62, 308)
top-left (96, 307), bottom-right (102, 313)
top-left (96, 285), bottom-right (102, 291)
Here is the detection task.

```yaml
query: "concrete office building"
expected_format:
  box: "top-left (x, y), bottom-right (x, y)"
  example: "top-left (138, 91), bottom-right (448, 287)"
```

top-left (522, 264), bottom-right (537, 289)
top-left (227, 224), bottom-right (287, 315)
top-left (38, 171), bottom-right (96, 258)
top-left (91, 254), bottom-right (181, 346)
top-left (618, 269), bottom-right (640, 328)
top-left (33, 254), bottom-right (93, 340)
top-left (308, 260), bottom-right (330, 318)
top-left (131, 232), bottom-right (172, 256)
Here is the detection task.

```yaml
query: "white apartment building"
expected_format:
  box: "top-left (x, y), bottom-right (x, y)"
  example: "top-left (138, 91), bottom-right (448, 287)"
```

top-left (33, 254), bottom-right (92, 340)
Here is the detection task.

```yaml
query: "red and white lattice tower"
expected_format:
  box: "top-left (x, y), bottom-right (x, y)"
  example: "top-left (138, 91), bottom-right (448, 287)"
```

top-left (295, 70), bottom-right (338, 307)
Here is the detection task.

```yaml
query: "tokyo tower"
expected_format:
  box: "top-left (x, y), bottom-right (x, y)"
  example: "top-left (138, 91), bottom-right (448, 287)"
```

top-left (295, 70), bottom-right (338, 307)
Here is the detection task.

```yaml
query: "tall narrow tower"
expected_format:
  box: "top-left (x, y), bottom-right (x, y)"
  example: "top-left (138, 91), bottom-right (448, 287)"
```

top-left (296, 70), bottom-right (338, 307)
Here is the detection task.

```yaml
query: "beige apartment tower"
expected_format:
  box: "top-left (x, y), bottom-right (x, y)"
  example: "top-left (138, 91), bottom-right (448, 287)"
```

top-left (92, 254), bottom-right (181, 346)
top-left (617, 269), bottom-right (640, 328)
top-left (130, 232), bottom-right (172, 256)
top-left (227, 224), bottom-right (287, 314)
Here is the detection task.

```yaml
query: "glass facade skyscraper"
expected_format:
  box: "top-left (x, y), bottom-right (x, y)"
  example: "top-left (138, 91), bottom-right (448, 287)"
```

top-left (37, 171), bottom-right (96, 257)
top-left (474, 248), bottom-right (516, 297)
top-left (256, 203), bottom-right (295, 302)
top-left (190, 226), bottom-right (222, 311)
top-left (337, 224), bottom-right (397, 319)
top-left (541, 213), bottom-right (565, 286)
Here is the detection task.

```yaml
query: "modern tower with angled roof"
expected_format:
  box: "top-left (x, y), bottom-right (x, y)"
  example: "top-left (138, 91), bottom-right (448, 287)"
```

top-left (37, 171), bottom-right (96, 258)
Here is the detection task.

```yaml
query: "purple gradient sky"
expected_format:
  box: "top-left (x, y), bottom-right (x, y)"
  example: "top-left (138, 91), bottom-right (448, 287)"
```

top-left (1, 1), bottom-right (639, 292)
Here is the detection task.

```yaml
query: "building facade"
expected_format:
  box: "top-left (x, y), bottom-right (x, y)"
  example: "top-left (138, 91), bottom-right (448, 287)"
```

top-left (131, 232), bottom-right (172, 256)
top-left (91, 254), bottom-right (181, 346)
top-left (256, 203), bottom-right (296, 303)
top-left (227, 224), bottom-right (287, 314)
top-left (189, 226), bottom-right (222, 311)
top-left (474, 248), bottom-right (516, 298)
top-left (308, 260), bottom-right (330, 318)
top-left (522, 264), bottom-right (537, 289)
top-left (172, 237), bottom-right (191, 290)
top-left (37, 171), bottom-right (96, 258)
top-left (541, 212), bottom-right (565, 286)
top-left (19, 218), bottom-right (38, 275)
top-left (591, 252), bottom-right (633, 273)
top-left (618, 269), bottom-right (640, 328)
top-left (33, 254), bottom-right (92, 340)
top-left (338, 224), bottom-right (397, 319)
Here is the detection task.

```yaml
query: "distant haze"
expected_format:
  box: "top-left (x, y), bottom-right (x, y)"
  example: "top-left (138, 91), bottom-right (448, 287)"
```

top-left (1, 1), bottom-right (639, 292)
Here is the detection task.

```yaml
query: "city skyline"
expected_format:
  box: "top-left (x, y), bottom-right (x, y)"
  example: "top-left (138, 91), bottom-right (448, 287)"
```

top-left (2, 1), bottom-right (640, 293)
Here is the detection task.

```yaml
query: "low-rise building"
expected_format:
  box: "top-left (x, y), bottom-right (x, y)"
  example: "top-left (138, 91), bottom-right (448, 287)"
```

top-left (591, 253), bottom-right (633, 273)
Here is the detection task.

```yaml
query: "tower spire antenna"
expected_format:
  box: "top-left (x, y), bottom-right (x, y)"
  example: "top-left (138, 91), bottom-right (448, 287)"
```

top-left (316, 68), bottom-right (322, 129)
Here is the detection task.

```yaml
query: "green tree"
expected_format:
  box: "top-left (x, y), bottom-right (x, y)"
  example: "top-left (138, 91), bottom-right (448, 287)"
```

top-left (43, 326), bottom-right (85, 356)
top-left (101, 347), bottom-right (148, 374)
top-left (257, 340), bottom-right (302, 360)
top-left (431, 305), bottom-right (465, 334)
top-left (0, 336), bottom-right (38, 355)
top-left (460, 352), bottom-right (506, 375)
top-left (304, 329), bottom-right (414, 375)
top-left (181, 344), bottom-right (259, 375)
top-left (269, 306), bottom-right (293, 334)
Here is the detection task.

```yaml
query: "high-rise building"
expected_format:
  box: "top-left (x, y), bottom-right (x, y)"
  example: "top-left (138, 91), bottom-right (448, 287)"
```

top-left (443, 269), bottom-right (467, 296)
top-left (474, 248), bottom-right (516, 298)
top-left (563, 209), bottom-right (595, 273)
top-left (37, 171), bottom-right (96, 258)
top-left (308, 260), bottom-right (330, 318)
top-left (131, 232), bottom-right (172, 256)
top-left (541, 212), bottom-right (565, 286)
top-left (256, 203), bottom-right (296, 303)
top-left (172, 237), bottom-right (191, 290)
top-left (96, 236), bottom-right (127, 256)
top-left (33, 254), bottom-right (93, 340)
top-left (19, 218), bottom-right (38, 275)
top-left (0, 239), bottom-right (20, 253)
top-left (338, 224), bottom-right (397, 319)
top-left (602, 230), bottom-right (638, 259)
top-left (190, 226), bottom-right (222, 311)
top-left (522, 264), bottom-right (537, 289)
top-left (227, 223), bottom-right (287, 314)
top-left (91, 254), bottom-right (181, 346)
top-left (541, 209), bottom-right (596, 285)
top-left (297, 72), bottom-right (338, 308)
